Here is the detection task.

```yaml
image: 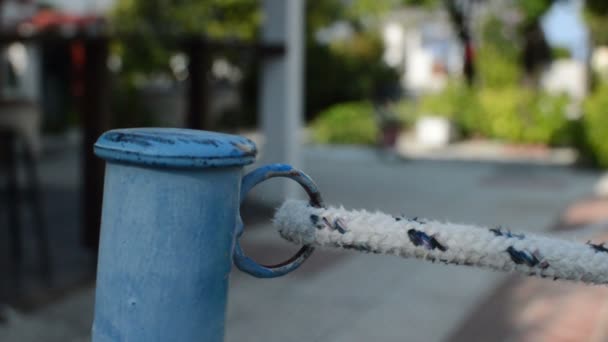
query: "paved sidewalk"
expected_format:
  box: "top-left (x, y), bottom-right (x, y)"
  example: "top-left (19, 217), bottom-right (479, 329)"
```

top-left (449, 198), bottom-right (608, 342)
top-left (0, 144), bottom-right (601, 341)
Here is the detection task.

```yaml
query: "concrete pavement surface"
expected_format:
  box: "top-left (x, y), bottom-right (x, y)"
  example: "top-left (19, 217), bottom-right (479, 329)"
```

top-left (0, 144), bottom-right (602, 341)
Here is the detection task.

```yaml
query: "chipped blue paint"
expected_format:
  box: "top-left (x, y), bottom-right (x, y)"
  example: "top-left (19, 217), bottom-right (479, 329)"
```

top-left (92, 129), bottom-right (317, 341)
top-left (94, 127), bottom-right (257, 168)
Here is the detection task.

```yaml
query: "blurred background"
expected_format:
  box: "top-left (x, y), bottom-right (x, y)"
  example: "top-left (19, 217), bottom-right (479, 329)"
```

top-left (2, 0), bottom-right (608, 341)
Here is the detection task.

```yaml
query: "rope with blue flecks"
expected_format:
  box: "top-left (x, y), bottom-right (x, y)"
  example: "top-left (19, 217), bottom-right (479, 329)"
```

top-left (273, 200), bottom-right (608, 285)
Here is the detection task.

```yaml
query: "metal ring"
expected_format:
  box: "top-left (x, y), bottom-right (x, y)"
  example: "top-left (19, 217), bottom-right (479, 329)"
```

top-left (233, 163), bottom-right (323, 278)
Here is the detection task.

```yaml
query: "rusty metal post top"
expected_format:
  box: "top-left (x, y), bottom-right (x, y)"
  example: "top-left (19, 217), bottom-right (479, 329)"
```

top-left (94, 127), bottom-right (257, 168)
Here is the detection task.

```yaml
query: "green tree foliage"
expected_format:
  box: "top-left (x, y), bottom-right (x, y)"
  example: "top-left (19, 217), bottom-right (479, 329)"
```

top-left (304, 0), bottom-right (401, 118)
top-left (516, 0), bottom-right (553, 25)
top-left (403, 84), bottom-right (569, 145)
top-left (306, 31), bottom-right (399, 119)
top-left (416, 84), bottom-right (475, 119)
top-left (477, 88), bottom-right (569, 144)
top-left (584, 85), bottom-right (608, 167)
top-left (585, 0), bottom-right (608, 45)
top-left (110, 0), bottom-right (260, 74)
top-left (478, 44), bottom-right (522, 88)
top-left (580, 0), bottom-right (608, 166)
top-left (422, 12), bottom-right (569, 145)
top-left (112, 0), bottom-right (260, 38)
top-left (111, 0), bottom-right (403, 121)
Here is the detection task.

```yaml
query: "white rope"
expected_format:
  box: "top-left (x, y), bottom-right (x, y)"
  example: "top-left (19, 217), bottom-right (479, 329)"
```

top-left (273, 200), bottom-right (608, 285)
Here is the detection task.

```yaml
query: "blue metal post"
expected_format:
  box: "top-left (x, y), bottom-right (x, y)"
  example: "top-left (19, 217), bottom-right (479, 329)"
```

top-left (92, 128), bottom-right (319, 341)
top-left (92, 128), bottom-right (256, 341)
